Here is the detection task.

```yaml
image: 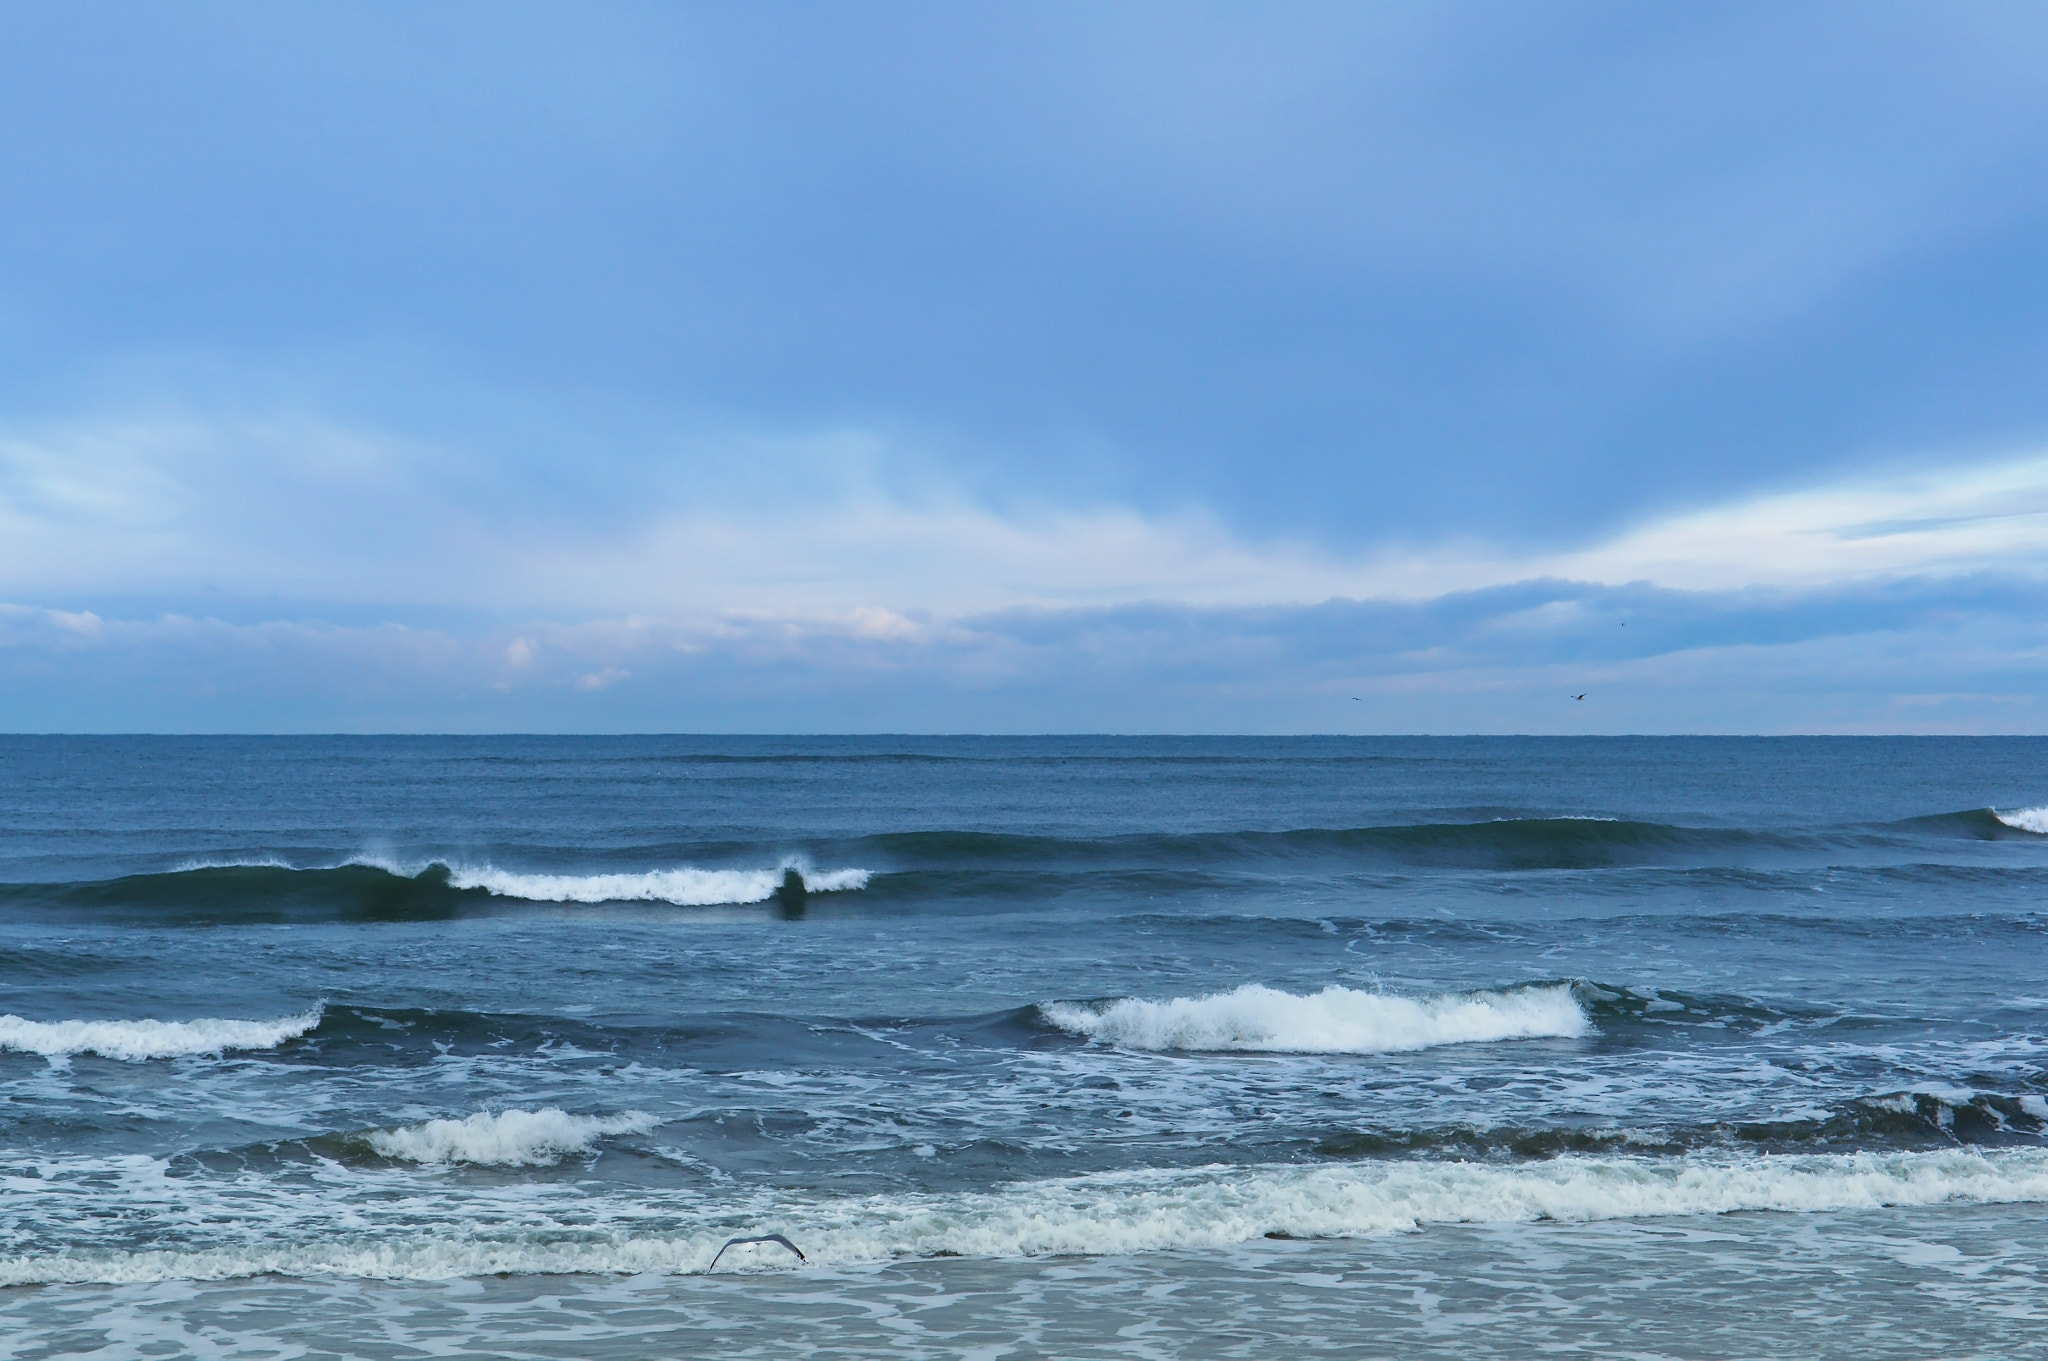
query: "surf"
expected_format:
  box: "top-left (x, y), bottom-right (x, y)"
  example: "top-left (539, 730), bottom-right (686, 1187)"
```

top-left (362, 1108), bottom-right (660, 1166)
top-left (0, 1008), bottom-right (322, 1060)
top-left (1040, 983), bottom-right (1590, 1053)
top-left (5, 1147), bottom-right (2047, 1284)
top-left (0, 857), bottom-right (872, 917)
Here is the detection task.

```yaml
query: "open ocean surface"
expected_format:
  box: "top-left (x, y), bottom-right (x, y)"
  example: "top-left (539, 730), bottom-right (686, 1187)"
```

top-left (1, 734), bottom-right (2046, 1358)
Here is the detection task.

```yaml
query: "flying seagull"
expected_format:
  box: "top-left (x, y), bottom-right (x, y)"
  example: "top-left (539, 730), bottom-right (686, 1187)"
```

top-left (1571, 693), bottom-right (1586, 701)
top-left (708, 1233), bottom-right (807, 1272)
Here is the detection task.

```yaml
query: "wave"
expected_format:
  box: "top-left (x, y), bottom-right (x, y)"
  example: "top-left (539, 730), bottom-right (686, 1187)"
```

top-left (862, 808), bottom-right (2048, 872)
top-left (865, 820), bottom-right (1779, 871)
top-left (6, 805), bottom-right (2041, 921)
top-left (363, 1109), bottom-right (660, 1166)
top-left (1041, 983), bottom-right (1589, 1053)
top-left (0, 858), bottom-right (869, 918)
top-left (0, 1008), bottom-right (322, 1061)
top-left (4, 1148), bottom-right (2046, 1284)
top-left (441, 862), bottom-right (869, 905)
top-left (1314, 1089), bottom-right (2048, 1159)
top-left (1994, 806), bottom-right (2048, 835)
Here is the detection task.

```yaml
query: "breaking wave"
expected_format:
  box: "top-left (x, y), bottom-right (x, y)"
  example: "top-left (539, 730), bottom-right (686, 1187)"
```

top-left (0, 859), bottom-right (870, 918)
top-left (442, 862), bottom-right (869, 905)
top-left (0, 1008), bottom-right (322, 1061)
top-left (1041, 983), bottom-right (1589, 1053)
top-left (4, 1148), bottom-right (2046, 1284)
top-left (1994, 806), bottom-right (2048, 835)
top-left (363, 1109), bottom-right (660, 1166)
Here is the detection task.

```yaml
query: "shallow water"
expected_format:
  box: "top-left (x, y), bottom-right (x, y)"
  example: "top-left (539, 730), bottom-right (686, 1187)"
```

top-left (1, 736), bottom-right (2044, 1353)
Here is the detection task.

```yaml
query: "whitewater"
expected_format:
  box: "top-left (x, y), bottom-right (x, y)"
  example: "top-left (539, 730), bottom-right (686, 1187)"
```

top-left (364, 1108), bottom-right (662, 1165)
top-left (1042, 983), bottom-right (1590, 1052)
top-left (0, 1008), bottom-right (322, 1060)
top-left (5, 1146), bottom-right (2045, 1286)
top-left (161, 855), bottom-right (875, 905)
top-left (442, 861), bottom-right (871, 904)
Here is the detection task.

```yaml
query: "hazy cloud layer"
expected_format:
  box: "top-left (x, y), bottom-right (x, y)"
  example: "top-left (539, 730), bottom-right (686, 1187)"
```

top-left (4, 570), bottom-right (2042, 733)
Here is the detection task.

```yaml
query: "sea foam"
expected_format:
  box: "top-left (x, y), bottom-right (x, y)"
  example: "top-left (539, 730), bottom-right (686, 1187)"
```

top-left (364, 1108), bottom-right (660, 1166)
top-left (441, 862), bottom-right (870, 905)
top-left (1042, 983), bottom-right (1589, 1053)
top-left (4, 1147), bottom-right (2046, 1284)
top-left (1993, 806), bottom-right (2048, 835)
top-left (0, 1009), bottom-right (322, 1061)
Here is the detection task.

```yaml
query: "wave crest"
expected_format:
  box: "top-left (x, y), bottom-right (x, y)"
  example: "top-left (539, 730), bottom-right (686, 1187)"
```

top-left (1993, 806), bottom-right (2048, 835)
top-left (441, 861), bottom-right (869, 905)
top-left (364, 1108), bottom-right (660, 1166)
top-left (5, 1148), bottom-right (2046, 1284)
top-left (0, 1009), bottom-right (322, 1061)
top-left (1041, 983), bottom-right (1589, 1053)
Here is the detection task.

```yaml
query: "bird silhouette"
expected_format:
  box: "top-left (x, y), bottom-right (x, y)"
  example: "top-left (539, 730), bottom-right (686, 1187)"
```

top-left (707, 1233), bottom-right (807, 1272)
top-left (1571, 693), bottom-right (1586, 701)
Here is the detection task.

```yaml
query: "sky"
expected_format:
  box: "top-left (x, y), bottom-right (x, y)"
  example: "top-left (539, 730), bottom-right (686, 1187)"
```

top-left (4, 1), bottom-right (2048, 733)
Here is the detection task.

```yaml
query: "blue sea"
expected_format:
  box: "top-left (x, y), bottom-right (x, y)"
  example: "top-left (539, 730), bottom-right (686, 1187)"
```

top-left (1, 735), bottom-right (2045, 1357)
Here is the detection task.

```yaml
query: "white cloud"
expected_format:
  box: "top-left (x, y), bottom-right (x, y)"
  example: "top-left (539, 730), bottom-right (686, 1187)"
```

top-left (4, 412), bottom-right (2047, 619)
top-left (1519, 452), bottom-right (2048, 592)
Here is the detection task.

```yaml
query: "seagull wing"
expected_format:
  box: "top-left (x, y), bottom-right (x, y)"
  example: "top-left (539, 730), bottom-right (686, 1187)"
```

top-left (708, 1233), bottom-right (807, 1272)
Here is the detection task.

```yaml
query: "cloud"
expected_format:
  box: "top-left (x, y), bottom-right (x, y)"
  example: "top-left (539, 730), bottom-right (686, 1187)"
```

top-left (2, 571), bottom-right (2041, 733)
top-left (6, 410), bottom-right (2048, 622)
top-left (7, 5), bottom-right (2048, 554)
top-left (5, 11), bottom-right (2047, 731)
top-left (1390, 449), bottom-right (2048, 596)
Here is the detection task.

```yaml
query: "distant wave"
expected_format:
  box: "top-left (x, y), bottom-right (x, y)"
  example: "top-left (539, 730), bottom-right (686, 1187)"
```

top-left (0, 1008), bottom-right (321, 1061)
top-left (868, 819), bottom-right (1768, 871)
top-left (1316, 1087), bottom-right (2048, 1159)
top-left (1041, 983), bottom-right (1589, 1053)
top-left (441, 862), bottom-right (869, 905)
top-left (5, 1148), bottom-right (2047, 1283)
top-left (364, 1108), bottom-right (659, 1166)
top-left (0, 858), bottom-right (870, 918)
top-left (4, 805), bottom-right (2039, 923)
top-left (1993, 806), bottom-right (2048, 835)
top-left (861, 810), bottom-right (2040, 872)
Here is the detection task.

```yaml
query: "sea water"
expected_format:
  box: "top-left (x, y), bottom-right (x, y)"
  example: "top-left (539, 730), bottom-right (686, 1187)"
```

top-left (0, 735), bottom-right (2043, 1357)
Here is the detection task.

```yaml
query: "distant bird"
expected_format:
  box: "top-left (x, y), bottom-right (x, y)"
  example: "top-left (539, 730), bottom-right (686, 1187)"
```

top-left (1351, 697), bottom-right (1362, 701)
top-left (1571, 693), bottom-right (1586, 701)
top-left (708, 1233), bottom-right (807, 1272)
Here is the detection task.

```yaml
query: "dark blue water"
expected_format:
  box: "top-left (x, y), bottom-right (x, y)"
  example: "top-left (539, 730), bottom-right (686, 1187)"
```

top-left (2, 736), bottom-right (2045, 1357)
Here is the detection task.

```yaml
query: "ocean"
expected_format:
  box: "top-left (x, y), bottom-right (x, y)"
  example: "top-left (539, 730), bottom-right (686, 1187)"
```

top-left (0, 734), bottom-right (2044, 1358)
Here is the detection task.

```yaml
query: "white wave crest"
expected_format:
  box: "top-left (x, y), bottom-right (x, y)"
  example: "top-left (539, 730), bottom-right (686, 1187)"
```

top-left (5, 1148), bottom-right (2047, 1285)
top-left (168, 856), bottom-right (295, 871)
top-left (1042, 983), bottom-right (1589, 1053)
top-left (441, 862), bottom-right (871, 905)
top-left (1993, 806), bottom-right (2048, 835)
top-left (364, 1108), bottom-right (660, 1166)
top-left (0, 1009), bottom-right (322, 1061)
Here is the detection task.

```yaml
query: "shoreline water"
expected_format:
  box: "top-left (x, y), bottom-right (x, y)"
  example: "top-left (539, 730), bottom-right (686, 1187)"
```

top-left (1, 736), bottom-right (2043, 1354)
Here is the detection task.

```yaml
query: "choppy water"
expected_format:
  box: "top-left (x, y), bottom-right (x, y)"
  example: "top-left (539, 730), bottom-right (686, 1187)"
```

top-left (1, 735), bottom-right (2044, 1357)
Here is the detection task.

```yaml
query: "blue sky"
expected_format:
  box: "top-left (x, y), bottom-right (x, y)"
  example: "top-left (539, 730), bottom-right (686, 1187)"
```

top-left (4, 2), bottom-right (2048, 732)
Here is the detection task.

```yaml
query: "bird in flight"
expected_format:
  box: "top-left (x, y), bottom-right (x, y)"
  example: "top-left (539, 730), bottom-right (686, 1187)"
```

top-left (1571, 693), bottom-right (1586, 701)
top-left (707, 1233), bottom-right (807, 1271)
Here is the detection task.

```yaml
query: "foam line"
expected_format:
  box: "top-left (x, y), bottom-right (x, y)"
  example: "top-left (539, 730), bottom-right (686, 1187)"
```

top-left (4, 1148), bottom-right (2045, 1284)
top-left (0, 1009), bottom-right (322, 1061)
top-left (365, 1109), bottom-right (660, 1166)
top-left (1042, 983), bottom-right (1589, 1053)
top-left (433, 861), bottom-right (870, 905)
top-left (1993, 806), bottom-right (2048, 835)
